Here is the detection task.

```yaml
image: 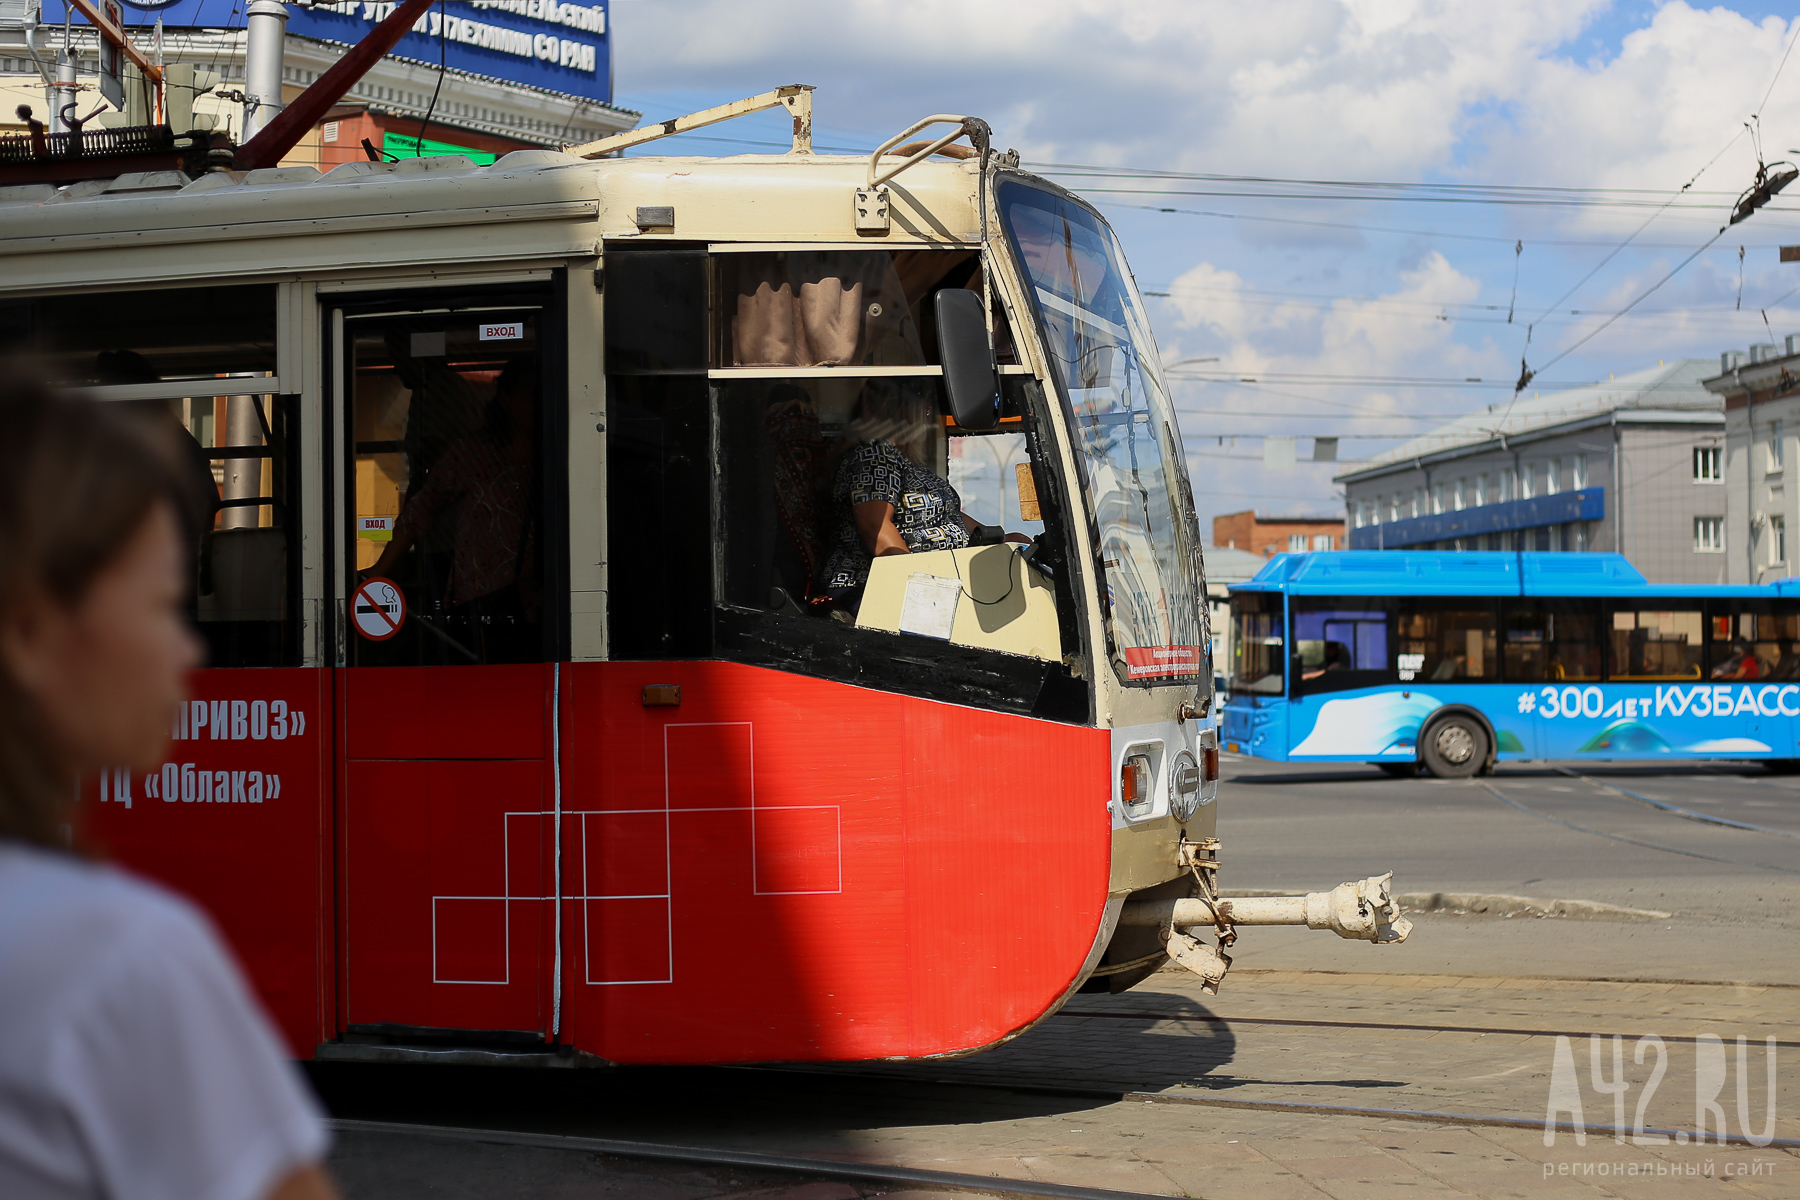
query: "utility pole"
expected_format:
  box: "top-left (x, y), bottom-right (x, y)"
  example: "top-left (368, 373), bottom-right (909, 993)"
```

top-left (50, 16), bottom-right (77, 135)
top-left (242, 0), bottom-right (287, 141)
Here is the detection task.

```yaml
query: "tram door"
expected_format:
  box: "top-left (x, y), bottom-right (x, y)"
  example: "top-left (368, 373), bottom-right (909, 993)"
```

top-left (333, 289), bottom-right (564, 1039)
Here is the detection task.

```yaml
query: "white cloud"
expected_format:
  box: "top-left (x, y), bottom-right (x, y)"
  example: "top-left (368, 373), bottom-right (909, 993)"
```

top-left (1160, 251), bottom-right (1503, 385)
top-left (614, 0), bottom-right (1611, 177)
top-left (1478, 3), bottom-right (1800, 232)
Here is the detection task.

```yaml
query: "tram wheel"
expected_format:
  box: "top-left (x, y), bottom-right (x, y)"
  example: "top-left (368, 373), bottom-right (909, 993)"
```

top-left (1420, 715), bottom-right (1488, 779)
top-left (1374, 761), bottom-right (1418, 778)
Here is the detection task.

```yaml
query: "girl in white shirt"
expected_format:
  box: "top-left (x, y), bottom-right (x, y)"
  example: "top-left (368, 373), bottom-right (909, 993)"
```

top-left (0, 380), bottom-right (339, 1200)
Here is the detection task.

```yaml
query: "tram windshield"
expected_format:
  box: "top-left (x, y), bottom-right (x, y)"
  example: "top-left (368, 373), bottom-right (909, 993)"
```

top-left (997, 181), bottom-right (1203, 683)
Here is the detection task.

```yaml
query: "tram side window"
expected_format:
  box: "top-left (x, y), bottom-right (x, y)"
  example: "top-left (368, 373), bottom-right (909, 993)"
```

top-left (185, 395), bottom-right (298, 667)
top-left (0, 289), bottom-right (297, 667)
top-left (1394, 603), bottom-right (1497, 682)
top-left (604, 247), bottom-right (713, 660)
top-left (1290, 599), bottom-right (1390, 695)
top-left (1229, 593), bottom-right (1283, 694)
top-left (713, 249), bottom-right (1018, 370)
top-left (0, 285), bottom-right (277, 386)
top-left (1608, 606), bottom-right (1703, 680)
top-left (704, 246), bottom-right (1079, 717)
top-left (1503, 602), bottom-right (1601, 682)
top-left (1707, 603), bottom-right (1800, 680)
top-left (346, 311), bottom-right (551, 666)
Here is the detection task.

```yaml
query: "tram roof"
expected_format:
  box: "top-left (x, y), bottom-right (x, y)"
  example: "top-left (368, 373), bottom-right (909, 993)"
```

top-left (1230, 551), bottom-right (1800, 599)
top-left (0, 152), bottom-right (998, 293)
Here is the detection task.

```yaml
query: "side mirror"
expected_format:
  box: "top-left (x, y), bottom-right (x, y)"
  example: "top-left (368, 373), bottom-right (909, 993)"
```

top-left (934, 288), bottom-right (999, 431)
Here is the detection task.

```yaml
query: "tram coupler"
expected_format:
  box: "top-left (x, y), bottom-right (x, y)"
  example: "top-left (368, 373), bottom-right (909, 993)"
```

top-left (1119, 872), bottom-right (1414, 944)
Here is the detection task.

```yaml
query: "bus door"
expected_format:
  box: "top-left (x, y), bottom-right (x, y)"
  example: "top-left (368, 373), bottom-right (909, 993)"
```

top-left (332, 286), bottom-right (565, 1040)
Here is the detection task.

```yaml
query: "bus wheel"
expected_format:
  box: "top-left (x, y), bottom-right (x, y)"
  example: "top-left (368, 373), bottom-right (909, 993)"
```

top-left (1765, 758), bottom-right (1800, 775)
top-left (1421, 716), bottom-right (1488, 779)
top-left (1374, 762), bottom-right (1418, 778)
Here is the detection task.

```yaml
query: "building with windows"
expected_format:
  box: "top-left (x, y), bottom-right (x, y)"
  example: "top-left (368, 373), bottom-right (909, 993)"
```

top-left (1702, 337), bottom-right (1800, 583)
top-left (1336, 359), bottom-right (1726, 583)
top-left (1, 0), bottom-right (636, 167)
top-left (1211, 510), bottom-right (1343, 558)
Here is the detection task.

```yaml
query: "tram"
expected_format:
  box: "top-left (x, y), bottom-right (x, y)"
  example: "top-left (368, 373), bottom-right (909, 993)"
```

top-left (1, 74), bottom-right (1407, 1065)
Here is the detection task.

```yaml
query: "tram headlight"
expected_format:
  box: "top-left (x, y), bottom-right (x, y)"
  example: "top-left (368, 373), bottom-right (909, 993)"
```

top-left (1172, 732), bottom-right (1220, 822)
top-left (1170, 750), bottom-right (1201, 822)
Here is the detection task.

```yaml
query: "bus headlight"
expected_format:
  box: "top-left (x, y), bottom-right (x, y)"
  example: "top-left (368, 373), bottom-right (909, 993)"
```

top-left (1170, 750), bottom-right (1201, 821)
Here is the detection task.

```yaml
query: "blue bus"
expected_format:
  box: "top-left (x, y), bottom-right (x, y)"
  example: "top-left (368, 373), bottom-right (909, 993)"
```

top-left (1220, 552), bottom-right (1800, 778)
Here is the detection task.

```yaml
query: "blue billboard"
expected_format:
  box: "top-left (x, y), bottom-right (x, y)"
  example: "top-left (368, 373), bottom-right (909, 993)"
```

top-left (45, 0), bottom-right (611, 104)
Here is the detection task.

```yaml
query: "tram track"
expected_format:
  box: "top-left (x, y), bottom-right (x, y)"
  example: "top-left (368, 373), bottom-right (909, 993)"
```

top-left (329, 1117), bottom-right (1183, 1200)
top-left (729, 1065), bottom-right (1800, 1152)
top-left (328, 1066), bottom-right (1800, 1198)
top-left (1555, 766), bottom-right (1800, 838)
top-left (1051, 1007), bottom-right (1800, 1048)
top-left (1475, 779), bottom-right (1800, 874)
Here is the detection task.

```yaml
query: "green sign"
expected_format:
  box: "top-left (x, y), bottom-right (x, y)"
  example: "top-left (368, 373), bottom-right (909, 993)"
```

top-left (381, 132), bottom-right (499, 166)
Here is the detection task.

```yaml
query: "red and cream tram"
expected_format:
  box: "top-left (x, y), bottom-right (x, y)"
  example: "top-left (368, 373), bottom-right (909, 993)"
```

top-left (0, 87), bottom-right (1405, 1066)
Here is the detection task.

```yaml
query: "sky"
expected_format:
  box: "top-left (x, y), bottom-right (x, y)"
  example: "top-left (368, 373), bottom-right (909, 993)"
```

top-left (606, 0), bottom-right (1800, 534)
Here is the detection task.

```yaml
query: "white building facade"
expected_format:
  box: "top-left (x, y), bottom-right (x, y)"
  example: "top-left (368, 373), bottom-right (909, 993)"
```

top-left (1336, 360), bottom-right (1729, 584)
top-left (1703, 337), bottom-right (1800, 584)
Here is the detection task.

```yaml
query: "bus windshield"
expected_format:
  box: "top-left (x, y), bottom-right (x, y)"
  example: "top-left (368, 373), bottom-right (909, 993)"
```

top-left (1230, 593), bottom-right (1284, 694)
top-left (998, 180), bottom-right (1203, 683)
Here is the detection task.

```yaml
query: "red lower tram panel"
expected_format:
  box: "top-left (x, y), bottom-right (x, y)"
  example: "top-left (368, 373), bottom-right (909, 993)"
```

top-left (88, 661), bottom-right (1113, 1064)
top-left (82, 668), bottom-right (335, 1058)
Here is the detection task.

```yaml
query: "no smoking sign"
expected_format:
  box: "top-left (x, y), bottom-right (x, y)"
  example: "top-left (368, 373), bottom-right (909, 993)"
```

top-left (353, 577), bottom-right (406, 641)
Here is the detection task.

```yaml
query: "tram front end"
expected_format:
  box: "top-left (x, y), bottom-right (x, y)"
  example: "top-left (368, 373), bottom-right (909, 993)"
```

top-left (0, 91), bottom-right (1409, 1069)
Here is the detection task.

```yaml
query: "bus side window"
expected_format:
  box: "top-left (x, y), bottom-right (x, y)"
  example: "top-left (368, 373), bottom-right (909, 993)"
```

top-left (1706, 602), bottom-right (1800, 681)
top-left (1608, 606), bottom-right (1703, 680)
top-left (1395, 603), bottom-right (1496, 682)
top-left (1503, 601), bottom-right (1600, 682)
top-left (1290, 599), bottom-right (1390, 695)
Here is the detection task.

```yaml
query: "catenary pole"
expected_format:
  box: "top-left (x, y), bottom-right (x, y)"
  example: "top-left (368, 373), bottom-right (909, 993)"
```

top-left (242, 0), bottom-right (287, 141)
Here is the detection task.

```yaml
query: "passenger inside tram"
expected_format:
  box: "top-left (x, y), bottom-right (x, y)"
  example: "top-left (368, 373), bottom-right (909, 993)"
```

top-left (363, 354), bottom-right (540, 660)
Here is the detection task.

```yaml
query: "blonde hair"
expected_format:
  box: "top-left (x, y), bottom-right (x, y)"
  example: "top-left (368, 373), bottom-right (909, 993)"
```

top-left (842, 379), bottom-right (940, 466)
top-left (0, 376), bottom-right (192, 849)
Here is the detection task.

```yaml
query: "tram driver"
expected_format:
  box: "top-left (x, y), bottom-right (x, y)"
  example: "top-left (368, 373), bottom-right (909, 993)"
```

top-left (816, 379), bottom-right (1028, 616)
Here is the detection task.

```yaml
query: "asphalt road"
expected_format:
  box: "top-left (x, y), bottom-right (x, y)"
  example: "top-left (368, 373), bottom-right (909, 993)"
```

top-left (1214, 755), bottom-right (1800, 984)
